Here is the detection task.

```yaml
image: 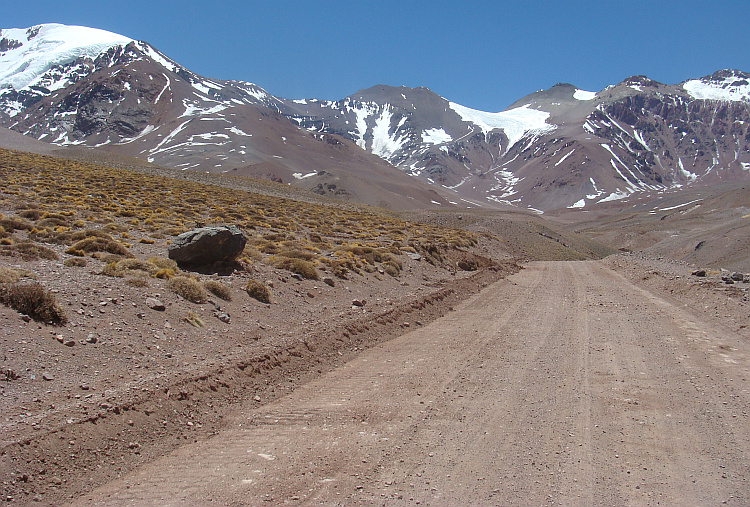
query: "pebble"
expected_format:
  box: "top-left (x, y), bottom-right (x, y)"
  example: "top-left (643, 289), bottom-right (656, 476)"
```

top-left (146, 298), bottom-right (166, 311)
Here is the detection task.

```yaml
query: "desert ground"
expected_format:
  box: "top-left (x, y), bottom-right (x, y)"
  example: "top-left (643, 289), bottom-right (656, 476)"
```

top-left (1, 149), bottom-right (750, 505)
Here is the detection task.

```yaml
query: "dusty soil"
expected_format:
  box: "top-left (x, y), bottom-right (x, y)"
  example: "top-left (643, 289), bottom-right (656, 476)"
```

top-left (48, 257), bottom-right (750, 506)
top-left (0, 232), bottom-right (519, 505)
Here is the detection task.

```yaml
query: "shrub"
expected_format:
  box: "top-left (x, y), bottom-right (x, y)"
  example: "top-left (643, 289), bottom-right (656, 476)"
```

top-left (382, 261), bottom-right (400, 277)
top-left (0, 283), bottom-right (67, 324)
top-left (153, 268), bottom-right (175, 279)
top-left (0, 218), bottom-right (34, 232)
top-left (66, 237), bottom-right (132, 257)
top-left (245, 280), bottom-right (271, 304)
top-left (167, 276), bottom-right (207, 303)
top-left (125, 277), bottom-right (149, 288)
top-left (147, 257), bottom-right (178, 271)
top-left (63, 257), bottom-right (87, 267)
top-left (0, 242), bottom-right (59, 261)
top-left (204, 280), bottom-right (232, 301)
top-left (0, 267), bottom-right (37, 284)
top-left (268, 256), bottom-right (319, 280)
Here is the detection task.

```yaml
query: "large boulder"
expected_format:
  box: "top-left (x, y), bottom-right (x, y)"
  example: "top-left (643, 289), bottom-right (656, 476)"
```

top-left (168, 226), bottom-right (247, 266)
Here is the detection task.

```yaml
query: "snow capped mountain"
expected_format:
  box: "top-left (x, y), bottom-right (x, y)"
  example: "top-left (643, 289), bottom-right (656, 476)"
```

top-left (682, 69), bottom-right (750, 102)
top-left (0, 24), bottom-right (450, 210)
top-left (0, 24), bottom-right (131, 117)
top-left (1, 23), bottom-right (749, 212)
top-left (281, 73), bottom-right (750, 211)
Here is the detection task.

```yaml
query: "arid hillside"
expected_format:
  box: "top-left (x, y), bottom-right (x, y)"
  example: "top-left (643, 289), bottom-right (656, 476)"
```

top-left (0, 147), bottom-right (608, 505)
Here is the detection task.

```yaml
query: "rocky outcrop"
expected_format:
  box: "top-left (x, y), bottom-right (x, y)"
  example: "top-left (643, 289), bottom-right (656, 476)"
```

top-left (168, 226), bottom-right (246, 266)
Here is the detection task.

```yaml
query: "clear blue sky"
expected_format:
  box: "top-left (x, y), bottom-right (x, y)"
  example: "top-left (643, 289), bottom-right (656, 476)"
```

top-left (5, 0), bottom-right (748, 111)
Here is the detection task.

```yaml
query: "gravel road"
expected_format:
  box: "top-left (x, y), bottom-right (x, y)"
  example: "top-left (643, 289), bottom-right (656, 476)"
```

top-left (68, 261), bottom-right (750, 506)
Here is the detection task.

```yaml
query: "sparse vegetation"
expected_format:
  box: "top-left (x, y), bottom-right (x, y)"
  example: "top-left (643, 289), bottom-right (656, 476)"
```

top-left (0, 283), bottom-right (67, 324)
top-left (0, 267), bottom-right (37, 284)
top-left (204, 280), bottom-right (232, 301)
top-left (167, 276), bottom-right (207, 303)
top-left (184, 311), bottom-right (205, 327)
top-left (245, 280), bottom-right (271, 304)
top-left (63, 257), bottom-right (87, 267)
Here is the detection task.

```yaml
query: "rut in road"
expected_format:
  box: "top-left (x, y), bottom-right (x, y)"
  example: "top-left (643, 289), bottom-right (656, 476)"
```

top-left (69, 261), bottom-right (750, 506)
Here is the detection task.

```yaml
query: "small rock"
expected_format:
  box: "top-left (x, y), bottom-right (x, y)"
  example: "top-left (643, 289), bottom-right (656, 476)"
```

top-left (42, 374), bottom-right (54, 381)
top-left (307, 292), bottom-right (315, 298)
top-left (352, 299), bottom-right (367, 307)
top-left (253, 395), bottom-right (261, 402)
top-left (291, 273), bottom-right (304, 281)
top-left (55, 335), bottom-right (64, 343)
top-left (127, 442), bottom-right (140, 449)
top-left (731, 272), bottom-right (744, 282)
top-left (214, 311), bottom-right (231, 324)
top-left (86, 334), bottom-right (97, 344)
top-left (323, 277), bottom-right (335, 287)
top-left (146, 298), bottom-right (166, 311)
top-left (21, 314), bottom-right (31, 322)
top-left (80, 384), bottom-right (90, 391)
top-left (691, 269), bottom-right (707, 277)
top-left (64, 340), bottom-right (76, 347)
top-left (265, 280), bottom-right (274, 288)
top-left (100, 402), bottom-right (114, 410)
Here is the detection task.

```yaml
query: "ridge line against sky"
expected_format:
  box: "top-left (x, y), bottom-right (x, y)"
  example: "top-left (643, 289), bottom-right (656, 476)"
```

top-left (4, 0), bottom-right (749, 112)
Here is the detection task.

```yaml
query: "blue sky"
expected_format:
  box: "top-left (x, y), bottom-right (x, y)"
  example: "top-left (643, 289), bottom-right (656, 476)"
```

top-left (5, 0), bottom-right (748, 111)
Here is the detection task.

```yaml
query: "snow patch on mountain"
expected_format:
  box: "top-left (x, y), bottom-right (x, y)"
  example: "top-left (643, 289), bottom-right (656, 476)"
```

top-left (573, 89), bottom-right (596, 101)
top-left (683, 72), bottom-right (750, 102)
top-left (448, 102), bottom-right (555, 151)
top-left (371, 105), bottom-right (408, 159)
top-left (0, 24), bottom-right (131, 91)
top-left (421, 127), bottom-right (452, 145)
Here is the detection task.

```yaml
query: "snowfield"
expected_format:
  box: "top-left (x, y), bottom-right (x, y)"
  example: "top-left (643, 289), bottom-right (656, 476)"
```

top-left (0, 24), bottom-right (131, 91)
top-left (449, 102), bottom-right (556, 151)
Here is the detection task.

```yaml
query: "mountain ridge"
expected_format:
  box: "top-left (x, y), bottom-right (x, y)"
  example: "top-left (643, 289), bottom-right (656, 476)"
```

top-left (1, 23), bottom-right (748, 212)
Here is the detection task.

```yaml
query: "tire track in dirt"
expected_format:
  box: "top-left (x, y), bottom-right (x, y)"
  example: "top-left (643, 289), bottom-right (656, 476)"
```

top-left (68, 261), bottom-right (750, 506)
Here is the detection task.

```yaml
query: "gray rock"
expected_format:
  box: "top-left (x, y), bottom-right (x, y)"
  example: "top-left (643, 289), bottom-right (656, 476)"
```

top-left (146, 297), bottom-right (166, 311)
top-left (214, 310), bottom-right (231, 324)
top-left (691, 269), bottom-right (707, 277)
top-left (168, 226), bottom-right (247, 265)
top-left (731, 272), bottom-right (744, 281)
top-left (323, 277), bottom-right (335, 287)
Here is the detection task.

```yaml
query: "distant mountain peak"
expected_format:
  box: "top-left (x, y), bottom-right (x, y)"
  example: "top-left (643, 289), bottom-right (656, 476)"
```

top-left (0, 24), bottom-right (131, 92)
top-left (683, 69), bottom-right (750, 102)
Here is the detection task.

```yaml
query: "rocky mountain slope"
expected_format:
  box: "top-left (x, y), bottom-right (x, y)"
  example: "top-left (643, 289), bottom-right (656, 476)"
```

top-left (2, 24), bottom-right (749, 212)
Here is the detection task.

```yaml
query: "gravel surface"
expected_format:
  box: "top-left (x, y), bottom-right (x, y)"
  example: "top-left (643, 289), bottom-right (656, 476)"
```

top-left (63, 259), bottom-right (750, 506)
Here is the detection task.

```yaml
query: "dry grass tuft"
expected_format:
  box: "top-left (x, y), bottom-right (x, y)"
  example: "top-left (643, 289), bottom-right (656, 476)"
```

top-left (167, 276), bottom-right (207, 303)
top-left (63, 257), bottom-right (87, 267)
top-left (0, 283), bottom-right (67, 324)
top-left (268, 256), bottom-right (319, 280)
top-left (125, 277), bottom-right (149, 288)
top-left (204, 280), bottom-right (232, 301)
top-left (66, 237), bottom-right (132, 257)
top-left (0, 242), bottom-right (59, 261)
top-left (184, 311), bottom-right (205, 327)
top-left (0, 267), bottom-right (37, 284)
top-left (244, 280), bottom-right (271, 304)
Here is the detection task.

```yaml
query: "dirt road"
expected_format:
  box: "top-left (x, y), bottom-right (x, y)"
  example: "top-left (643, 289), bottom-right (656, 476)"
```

top-left (68, 261), bottom-right (750, 506)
